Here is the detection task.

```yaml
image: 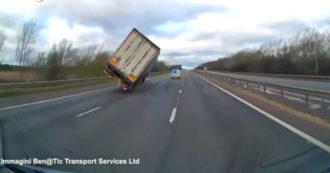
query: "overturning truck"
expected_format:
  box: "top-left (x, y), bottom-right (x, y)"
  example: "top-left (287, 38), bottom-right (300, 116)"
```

top-left (104, 28), bottom-right (161, 91)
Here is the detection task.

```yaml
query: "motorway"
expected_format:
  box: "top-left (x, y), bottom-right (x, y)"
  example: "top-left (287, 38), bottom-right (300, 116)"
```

top-left (0, 71), bottom-right (329, 173)
top-left (206, 71), bottom-right (330, 91)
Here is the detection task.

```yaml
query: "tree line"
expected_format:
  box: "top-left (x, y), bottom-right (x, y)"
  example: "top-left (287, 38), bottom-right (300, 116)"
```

top-left (0, 21), bottom-right (169, 81)
top-left (198, 29), bottom-right (330, 75)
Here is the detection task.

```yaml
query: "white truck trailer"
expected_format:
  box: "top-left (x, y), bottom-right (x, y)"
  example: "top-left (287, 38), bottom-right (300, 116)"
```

top-left (104, 28), bottom-right (160, 91)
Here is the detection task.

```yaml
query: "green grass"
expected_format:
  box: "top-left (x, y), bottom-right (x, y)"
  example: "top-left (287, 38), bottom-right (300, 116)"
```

top-left (0, 79), bottom-right (112, 97)
top-left (0, 71), bottom-right (169, 97)
top-left (0, 70), bottom-right (41, 83)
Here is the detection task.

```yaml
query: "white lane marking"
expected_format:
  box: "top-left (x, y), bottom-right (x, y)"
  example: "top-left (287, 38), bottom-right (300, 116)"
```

top-left (179, 89), bottom-right (182, 94)
top-left (169, 108), bottom-right (177, 123)
top-left (146, 77), bottom-right (154, 81)
top-left (0, 122), bottom-right (3, 161)
top-left (195, 73), bottom-right (330, 153)
top-left (0, 87), bottom-right (110, 111)
top-left (76, 107), bottom-right (100, 118)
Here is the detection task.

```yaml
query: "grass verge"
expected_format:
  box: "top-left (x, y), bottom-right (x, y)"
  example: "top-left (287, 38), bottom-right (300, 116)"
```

top-left (0, 71), bottom-right (169, 97)
top-left (0, 79), bottom-right (112, 97)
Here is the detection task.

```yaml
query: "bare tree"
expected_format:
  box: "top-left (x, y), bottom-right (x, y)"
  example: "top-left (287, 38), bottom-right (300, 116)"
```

top-left (0, 33), bottom-right (5, 64)
top-left (58, 39), bottom-right (73, 65)
top-left (35, 52), bottom-right (47, 68)
top-left (82, 45), bottom-right (97, 61)
top-left (0, 33), bottom-right (4, 52)
top-left (299, 30), bottom-right (323, 75)
top-left (44, 40), bottom-right (75, 79)
top-left (73, 45), bottom-right (97, 67)
top-left (16, 21), bottom-right (38, 67)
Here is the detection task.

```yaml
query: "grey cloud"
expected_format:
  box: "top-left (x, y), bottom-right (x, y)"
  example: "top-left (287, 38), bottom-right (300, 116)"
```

top-left (221, 32), bottom-right (277, 46)
top-left (177, 60), bottom-right (200, 68)
top-left (165, 49), bottom-right (226, 57)
top-left (0, 0), bottom-right (227, 65)
top-left (313, 18), bottom-right (330, 28)
top-left (3, 0), bottom-right (329, 68)
top-left (267, 20), bottom-right (310, 33)
top-left (38, 0), bottom-right (226, 37)
top-left (0, 13), bottom-right (24, 28)
top-left (168, 55), bottom-right (219, 68)
top-left (166, 31), bottom-right (279, 68)
top-left (189, 32), bottom-right (217, 41)
top-left (165, 52), bottom-right (187, 57)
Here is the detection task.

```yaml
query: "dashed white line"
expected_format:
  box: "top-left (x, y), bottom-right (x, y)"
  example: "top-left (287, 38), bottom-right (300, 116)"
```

top-left (0, 87), bottom-right (111, 111)
top-left (76, 107), bottom-right (100, 118)
top-left (169, 108), bottom-right (177, 123)
top-left (0, 122), bottom-right (3, 161)
top-left (195, 72), bottom-right (330, 153)
top-left (179, 89), bottom-right (182, 94)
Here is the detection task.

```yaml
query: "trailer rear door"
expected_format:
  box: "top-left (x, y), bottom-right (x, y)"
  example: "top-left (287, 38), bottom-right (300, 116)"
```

top-left (114, 29), bottom-right (160, 79)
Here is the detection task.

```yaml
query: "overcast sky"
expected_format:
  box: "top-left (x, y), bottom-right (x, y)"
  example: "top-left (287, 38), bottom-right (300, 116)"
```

top-left (1, 0), bottom-right (330, 68)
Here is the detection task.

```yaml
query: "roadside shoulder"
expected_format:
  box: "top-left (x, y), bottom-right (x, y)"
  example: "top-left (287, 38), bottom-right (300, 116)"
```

top-left (0, 82), bottom-right (114, 109)
top-left (195, 72), bottom-right (330, 146)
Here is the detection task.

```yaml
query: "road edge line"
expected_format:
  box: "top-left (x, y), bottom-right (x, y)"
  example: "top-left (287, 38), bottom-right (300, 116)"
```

top-left (0, 75), bottom-right (167, 111)
top-left (76, 107), bottom-right (101, 118)
top-left (0, 87), bottom-right (110, 111)
top-left (194, 72), bottom-right (330, 153)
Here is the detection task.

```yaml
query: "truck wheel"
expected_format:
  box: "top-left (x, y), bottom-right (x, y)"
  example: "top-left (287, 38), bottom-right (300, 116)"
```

top-left (121, 83), bottom-right (134, 91)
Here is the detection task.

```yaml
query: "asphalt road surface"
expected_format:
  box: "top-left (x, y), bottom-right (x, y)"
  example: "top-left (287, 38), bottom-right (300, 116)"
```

top-left (205, 71), bottom-right (330, 92)
top-left (0, 71), bottom-right (329, 173)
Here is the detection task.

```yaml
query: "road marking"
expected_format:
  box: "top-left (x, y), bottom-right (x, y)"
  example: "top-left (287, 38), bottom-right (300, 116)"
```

top-left (179, 89), bottom-right (182, 94)
top-left (0, 76), bottom-right (164, 112)
top-left (0, 87), bottom-right (111, 111)
top-left (195, 73), bottom-right (330, 153)
top-left (181, 83), bottom-right (184, 86)
top-left (76, 107), bottom-right (100, 118)
top-left (0, 122), bottom-right (3, 162)
top-left (169, 108), bottom-right (177, 123)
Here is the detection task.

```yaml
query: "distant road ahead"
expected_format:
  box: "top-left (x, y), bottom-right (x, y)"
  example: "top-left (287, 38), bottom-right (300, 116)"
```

top-left (205, 71), bottom-right (330, 92)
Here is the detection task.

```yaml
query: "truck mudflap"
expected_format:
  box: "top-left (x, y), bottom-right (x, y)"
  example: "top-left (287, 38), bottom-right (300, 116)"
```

top-left (121, 82), bottom-right (135, 91)
top-left (104, 62), bottom-right (134, 85)
top-left (104, 62), bottom-right (138, 91)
